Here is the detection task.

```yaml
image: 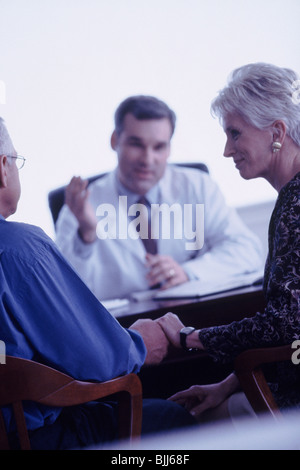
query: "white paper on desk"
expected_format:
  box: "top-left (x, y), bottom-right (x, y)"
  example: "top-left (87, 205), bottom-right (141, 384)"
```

top-left (130, 289), bottom-right (159, 302)
top-left (102, 298), bottom-right (130, 310)
top-left (154, 271), bottom-right (264, 300)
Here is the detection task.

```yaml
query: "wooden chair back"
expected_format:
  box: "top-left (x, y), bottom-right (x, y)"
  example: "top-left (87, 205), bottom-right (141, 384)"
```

top-left (0, 356), bottom-right (142, 449)
top-left (235, 344), bottom-right (293, 419)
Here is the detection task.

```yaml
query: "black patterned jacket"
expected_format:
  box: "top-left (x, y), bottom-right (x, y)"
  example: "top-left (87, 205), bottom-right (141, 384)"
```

top-left (199, 172), bottom-right (300, 409)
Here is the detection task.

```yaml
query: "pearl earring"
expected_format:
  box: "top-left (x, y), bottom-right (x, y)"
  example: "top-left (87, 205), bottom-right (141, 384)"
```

top-left (272, 141), bottom-right (282, 152)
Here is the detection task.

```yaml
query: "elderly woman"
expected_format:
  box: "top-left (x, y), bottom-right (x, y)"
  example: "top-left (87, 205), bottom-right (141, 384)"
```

top-left (157, 62), bottom-right (300, 421)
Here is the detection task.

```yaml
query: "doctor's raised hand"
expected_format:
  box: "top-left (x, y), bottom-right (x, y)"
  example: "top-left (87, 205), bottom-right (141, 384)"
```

top-left (65, 176), bottom-right (97, 244)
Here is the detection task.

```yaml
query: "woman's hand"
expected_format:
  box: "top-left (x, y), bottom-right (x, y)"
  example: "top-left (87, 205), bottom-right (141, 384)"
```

top-left (156, 312), bottom-right (185, 348)
top-left (168, 373), bottom-right (240, 421)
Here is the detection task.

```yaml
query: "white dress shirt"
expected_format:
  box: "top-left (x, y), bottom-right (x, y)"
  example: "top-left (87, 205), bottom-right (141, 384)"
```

top-left (56, 165), bottom-right (263, 300)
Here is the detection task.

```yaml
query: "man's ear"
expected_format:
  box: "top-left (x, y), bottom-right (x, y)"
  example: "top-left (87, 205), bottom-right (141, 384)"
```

top-left (0, 155), bottom-right (9, 188)
top-left (110, 130), bottom-right (118, 151)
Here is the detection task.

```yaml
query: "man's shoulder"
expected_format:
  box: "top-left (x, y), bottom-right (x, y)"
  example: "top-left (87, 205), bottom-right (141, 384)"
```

top-left (164, 163), bottom-right (211, 187)
top-left (166, 163), bottom-right (209, 178)
top-left (0, 218), bottom-right (44, 236)
top-left (0, 219), bottom-right (52, 254)
top-left (158, 164), bottom-right (212, 203)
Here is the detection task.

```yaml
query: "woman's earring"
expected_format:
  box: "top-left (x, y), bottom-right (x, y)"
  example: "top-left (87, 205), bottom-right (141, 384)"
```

top-left (272, 141), bottom-right (282, 152)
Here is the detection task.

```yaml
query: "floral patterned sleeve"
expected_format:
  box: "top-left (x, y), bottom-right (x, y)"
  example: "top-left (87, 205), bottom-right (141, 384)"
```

top-left (198, 172), bottom-right (300, 365)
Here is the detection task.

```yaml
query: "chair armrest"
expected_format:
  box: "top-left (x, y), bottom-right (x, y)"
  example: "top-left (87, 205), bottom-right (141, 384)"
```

top-left (235, 344), bottom-right (293, 372)
top-left (234, 344), bottom-right (293, 419)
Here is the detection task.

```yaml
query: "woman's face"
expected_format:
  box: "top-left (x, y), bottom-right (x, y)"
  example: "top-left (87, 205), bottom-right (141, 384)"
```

top-left (222, 112), bottom-right (274, 180)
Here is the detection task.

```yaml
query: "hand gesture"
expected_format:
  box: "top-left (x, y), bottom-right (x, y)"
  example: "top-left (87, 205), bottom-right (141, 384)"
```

top-left (65, 176), bottom-right (97, 243)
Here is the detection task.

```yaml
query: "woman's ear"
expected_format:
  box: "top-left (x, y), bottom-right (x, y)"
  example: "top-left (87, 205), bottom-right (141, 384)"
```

top-left (272, 120), bottom-right (287, 144)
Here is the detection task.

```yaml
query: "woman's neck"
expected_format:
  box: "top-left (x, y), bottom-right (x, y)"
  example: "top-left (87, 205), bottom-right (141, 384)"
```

top-left (267, 137), bottom-right (300, 192)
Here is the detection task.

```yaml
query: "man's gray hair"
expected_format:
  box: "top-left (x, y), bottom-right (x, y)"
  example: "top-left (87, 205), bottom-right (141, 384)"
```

top-left (211, 62), bottom-right (300, 147)
top-left (0, 117), bottom-right (15, 156)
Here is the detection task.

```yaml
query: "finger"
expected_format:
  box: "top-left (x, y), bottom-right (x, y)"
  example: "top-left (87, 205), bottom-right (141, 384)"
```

top-left (146, 265), bottom-right (172, 287)
top-left (68, 176), bottom-right (83, 190)
top-left (145, 253), bottom-right (158, 266)
top-left (159, 266), bottom-right (176, 280)
top-left (159, 268), bottom-right (188, 290)
top-left (66, 177), bottom-right (87, 202)
top-left (147, 261), bottom-right (176, 283)
top-left (157, 312), bottom-right (182, 329)
top-left (66, 190), bottom-right (89, 215)
top-left (168, 393), bottom-right (199, 414)
top-left (130, 318), bottom-right (153, 328)
top-left (146, 262), bottom-right (164, 278)
top-left (189, 401), bottom-right (212, 418)
top-left (145, 254), bottom-right (171, 267)
top-left (147, 268), bottom-right (168, 286)
top-left (168, 396), bottom-right (190, 407)
top-left (168, 388), bottom-right (197, 402)
top-left (159, 275), bottom-right (180, 291)
top-left (70, 177), bottom-right (88, 193)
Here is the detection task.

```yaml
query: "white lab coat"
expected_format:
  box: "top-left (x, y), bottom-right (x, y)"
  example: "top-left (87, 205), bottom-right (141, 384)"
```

top-left (56, 166), bottom-right (263, 300)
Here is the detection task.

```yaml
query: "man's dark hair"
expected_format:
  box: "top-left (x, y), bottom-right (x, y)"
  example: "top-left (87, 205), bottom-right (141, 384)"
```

top-left (114, 95), bottom-right (176, 136)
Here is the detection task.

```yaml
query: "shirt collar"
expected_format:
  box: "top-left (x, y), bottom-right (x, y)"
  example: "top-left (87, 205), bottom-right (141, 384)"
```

top-left (114, 170), bottom-right (161, 205)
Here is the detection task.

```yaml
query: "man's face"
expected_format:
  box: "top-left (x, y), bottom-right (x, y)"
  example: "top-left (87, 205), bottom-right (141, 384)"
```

top-left (112, 114), bottom-right (172, 195)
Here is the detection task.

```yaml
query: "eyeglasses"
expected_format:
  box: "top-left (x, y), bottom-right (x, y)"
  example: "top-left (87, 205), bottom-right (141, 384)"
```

top-left (7, 155), bottom-right (26, 170)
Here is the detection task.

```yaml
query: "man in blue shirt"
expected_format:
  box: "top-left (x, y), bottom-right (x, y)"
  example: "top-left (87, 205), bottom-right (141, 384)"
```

top-left (0, 118), bottom-right (195, 449)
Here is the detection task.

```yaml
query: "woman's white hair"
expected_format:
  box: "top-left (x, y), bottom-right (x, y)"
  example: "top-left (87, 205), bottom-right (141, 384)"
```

top-left (211, 62), bottom-right (300, 147)
top-left (0, 117), bottom-right (15, 157)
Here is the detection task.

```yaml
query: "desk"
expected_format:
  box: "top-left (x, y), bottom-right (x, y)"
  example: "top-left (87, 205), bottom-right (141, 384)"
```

top-left (114, 284), bottom-right (266, 329)
top-left (112, 286), bottom-right (266, 398)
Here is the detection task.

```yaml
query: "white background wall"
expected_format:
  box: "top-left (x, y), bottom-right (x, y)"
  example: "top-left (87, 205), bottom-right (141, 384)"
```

top-left (1, 0), bottom-right (299, 239)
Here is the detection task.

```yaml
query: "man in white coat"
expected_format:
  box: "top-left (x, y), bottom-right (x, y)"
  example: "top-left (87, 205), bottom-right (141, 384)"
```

top-left (55, 95), bottom-right (262, 301)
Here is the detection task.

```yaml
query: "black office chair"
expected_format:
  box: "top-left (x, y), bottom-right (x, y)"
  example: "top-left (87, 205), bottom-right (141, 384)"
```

top-left (48, 162), bottom-right (209, 228)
